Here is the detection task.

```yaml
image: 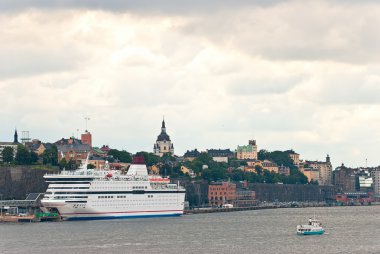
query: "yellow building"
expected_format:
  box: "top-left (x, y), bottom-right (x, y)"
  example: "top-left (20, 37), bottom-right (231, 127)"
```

top-left (287, 150), bottom-right (300, 166)
top-left (181, 166), bottom-right (195, 178)
top-left (261, 160), bottom-right (279, 173)
top-left (236, 140), bottom-right (258, 160)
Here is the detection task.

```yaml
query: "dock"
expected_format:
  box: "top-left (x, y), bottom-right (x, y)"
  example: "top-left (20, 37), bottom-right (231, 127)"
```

top-left (185, 205), bottom-right (277, 214)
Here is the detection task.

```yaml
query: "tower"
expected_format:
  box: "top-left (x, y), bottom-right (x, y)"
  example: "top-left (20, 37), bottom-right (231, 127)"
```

top-left (153, 118), bottom-right (174, 157)
top-left (81, 130), bottom-right (92, 147)
top-left (13, 129), bottom-right (18, 143)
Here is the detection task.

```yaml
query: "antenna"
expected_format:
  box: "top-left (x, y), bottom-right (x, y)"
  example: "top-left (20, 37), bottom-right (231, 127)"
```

top-left (84, 117), bottom-right (90, 131)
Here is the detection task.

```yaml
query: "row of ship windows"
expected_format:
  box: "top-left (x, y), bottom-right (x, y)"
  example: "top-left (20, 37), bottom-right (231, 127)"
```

top-left (95, 182), bottom-right (147, 185)
top-left (97, 195), bottom-right (158, 199)
top-left (54, 196), bottom-right (88, 199)
top-left (48, 187), bottom-right (89, 189)
top-left (96, 195), bottom-right (153, 199)
top-left (92, 203), bottom-right (178, 207)
top-left (91, 186), bottom-right (148, 189)
top-left (93, 198), bottom-right (179, 202)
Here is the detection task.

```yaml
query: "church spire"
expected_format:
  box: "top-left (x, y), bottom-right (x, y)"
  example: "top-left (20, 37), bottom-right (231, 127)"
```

top-left (161, 117), bottom-right (166, 133)
top-left (14, 129), bottom-right (18, 143)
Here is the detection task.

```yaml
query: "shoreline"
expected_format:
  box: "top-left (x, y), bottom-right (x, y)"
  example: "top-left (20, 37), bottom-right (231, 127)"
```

top-left (185, 202), bottom-right (379, 215)
top-left (1, 203), bottom-right (377, 222)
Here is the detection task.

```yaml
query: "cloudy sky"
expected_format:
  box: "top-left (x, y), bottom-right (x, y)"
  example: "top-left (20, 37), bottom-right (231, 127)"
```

top-left (1, 0), bottom-right (380, 168)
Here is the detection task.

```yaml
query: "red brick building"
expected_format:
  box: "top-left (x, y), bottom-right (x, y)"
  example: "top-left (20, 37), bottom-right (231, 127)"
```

top-left (81, 131), bottom-right (92, 147)
top-left (208, 182), bottom-right (236, 207)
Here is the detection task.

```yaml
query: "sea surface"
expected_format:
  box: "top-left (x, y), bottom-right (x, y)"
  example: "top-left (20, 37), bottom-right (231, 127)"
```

top-left (1, 206), bottom-right (380, 254)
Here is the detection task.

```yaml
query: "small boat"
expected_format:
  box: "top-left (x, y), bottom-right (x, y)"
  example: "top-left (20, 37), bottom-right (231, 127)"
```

top-left (297, 217), bottom-right (325, 235)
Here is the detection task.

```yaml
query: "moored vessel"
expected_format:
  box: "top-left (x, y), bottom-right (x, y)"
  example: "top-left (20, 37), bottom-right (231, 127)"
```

top-left (41, 156), bottom-right (186, 220)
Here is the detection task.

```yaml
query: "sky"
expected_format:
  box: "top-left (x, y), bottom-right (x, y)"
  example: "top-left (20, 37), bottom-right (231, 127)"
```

top-left (1, 0), bottom-right (380, 168)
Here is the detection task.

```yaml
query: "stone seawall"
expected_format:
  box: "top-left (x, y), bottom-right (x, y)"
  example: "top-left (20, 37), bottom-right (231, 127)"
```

top-left (0, 166), bottom-right (57, 199)
top-left (249, 183), bottom-right (338, 202)
top-left (176, 180), bottom-right (338, 207)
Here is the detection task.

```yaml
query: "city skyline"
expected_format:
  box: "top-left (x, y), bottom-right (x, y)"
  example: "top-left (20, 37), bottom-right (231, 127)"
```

top-left (1, 1), bottom-right (380, 167)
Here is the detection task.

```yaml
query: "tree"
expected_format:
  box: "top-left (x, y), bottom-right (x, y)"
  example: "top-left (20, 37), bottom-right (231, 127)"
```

top-left (43, 145), bottom-right (58, 165)
top-left (2, 147), bottom-right (14, 163)
top-left (30, 151), bottom-right (38, 164)
top-left (135, 151), bottom-right (160, 166)
top-left (108, 149), bottom-right (132, 163)
top-left (59, 158), bottom-right (67, 170)
top-left (15, 145), bottom-right (31, 165)
top-left (67, 159), bottom-right (77, 170)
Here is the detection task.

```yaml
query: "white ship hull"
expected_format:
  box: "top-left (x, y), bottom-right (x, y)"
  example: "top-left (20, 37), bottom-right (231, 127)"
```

top-left (41, 158), bottom-right (186, 221)
top-left (42, 193), bottom-right (185, 220)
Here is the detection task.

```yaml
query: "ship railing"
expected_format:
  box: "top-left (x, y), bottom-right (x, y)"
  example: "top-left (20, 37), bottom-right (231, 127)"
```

top-left (44, 171), bottom-right (149, 180)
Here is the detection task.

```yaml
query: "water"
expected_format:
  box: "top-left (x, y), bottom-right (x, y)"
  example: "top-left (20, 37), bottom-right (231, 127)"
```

top-left (1, 206), bottom-right (380, 254)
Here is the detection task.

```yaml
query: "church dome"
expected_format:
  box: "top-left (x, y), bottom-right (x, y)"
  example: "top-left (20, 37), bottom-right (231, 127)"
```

top-left (157, 132), bottom-right (171, 141)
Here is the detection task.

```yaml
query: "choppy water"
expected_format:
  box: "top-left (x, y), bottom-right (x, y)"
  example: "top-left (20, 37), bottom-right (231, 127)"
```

top-left (1, 206), bottom-right (380, 254)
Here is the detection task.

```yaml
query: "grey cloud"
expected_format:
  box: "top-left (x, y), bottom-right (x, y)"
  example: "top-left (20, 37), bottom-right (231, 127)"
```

top-left (0, 0), bottom-right (283, 13)
top-left (0, 48), bottom-right (81, 80)
top-left (178, 1), bottom-right (380, 64)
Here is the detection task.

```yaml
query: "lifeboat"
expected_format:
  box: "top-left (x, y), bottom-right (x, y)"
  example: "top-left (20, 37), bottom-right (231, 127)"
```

top-left (106, 173), bottom-right (113, 178)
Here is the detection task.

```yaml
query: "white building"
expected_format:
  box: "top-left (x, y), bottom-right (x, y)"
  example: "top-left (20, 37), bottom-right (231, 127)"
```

top-left (153, 119), bottom-right (174, 157)
top-left (0, 130), bottom-right (19, 161)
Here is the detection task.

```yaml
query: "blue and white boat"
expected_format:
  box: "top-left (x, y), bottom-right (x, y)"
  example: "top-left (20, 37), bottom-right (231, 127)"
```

top-left (297, 217), bottom-right (325, 235)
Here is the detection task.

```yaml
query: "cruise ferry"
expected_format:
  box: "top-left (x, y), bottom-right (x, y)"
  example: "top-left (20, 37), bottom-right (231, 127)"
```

top-left (41, 156), bottom-right (186, 220)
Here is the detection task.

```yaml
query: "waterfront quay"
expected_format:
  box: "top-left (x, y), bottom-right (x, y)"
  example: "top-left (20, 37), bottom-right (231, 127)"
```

top-left (185, 205), bottom-right (277, 214)
top-left (185, 201), bottom-right (374, 215)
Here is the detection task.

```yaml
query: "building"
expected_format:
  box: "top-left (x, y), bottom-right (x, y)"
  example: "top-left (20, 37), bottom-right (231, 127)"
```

top-left (333, 164), bottom-right (356, 192)
top-left (335, 192), bottom-right (372, 205)
top-left (153, 119), bottom-right (174, 157)
top-left (181, 166), bottom-right (196, 178)
top-left (305, 155), bottom-right (333, 185)
top-left (0, 130), bottom-right (19, 162)
top-left (183, 149), bottom-right (200, 162)
top-left (57, 143), bottom-right (92, 169)
top-left (234, 189), bottom-right (257, 207)
top-left (373, 168), bottom-right (380, 195)
top-left (54, 137), bottom-right (82, 146)
top-left (246, 159), bottom-right (262, 168)
top-left (261, 160), bottom-right (279, 173)
top-left (81, 130), bottom-right (92, 147)
top-left (357, 170), bottom-right (373, 192)
top-left (208, 182), bottom-right (236, 207)
top-left (25, 139), bottom-right (52, 156)
top-left (91, 147), bottom-right (108, 158)
top-left (286, 150), bottom-right (300, 167)
top-left (207, 149), bottom-right (234, 163)
top-left (236, 140), bottom-right (258, 160)
top-left (278, 165), bottom-right (290, 176)
top-left (100, 145), bottom-right (111, 154)
top-left (302, 167), bottom-right (320, 183)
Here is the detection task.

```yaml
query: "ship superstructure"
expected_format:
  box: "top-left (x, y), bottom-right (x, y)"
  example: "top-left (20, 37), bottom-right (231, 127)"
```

top-left (41, 156), bottom-right (186, 220)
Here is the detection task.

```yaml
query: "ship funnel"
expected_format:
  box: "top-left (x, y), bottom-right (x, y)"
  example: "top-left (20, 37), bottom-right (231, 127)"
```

top-left (132, 156), bottom-right (145, 165)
